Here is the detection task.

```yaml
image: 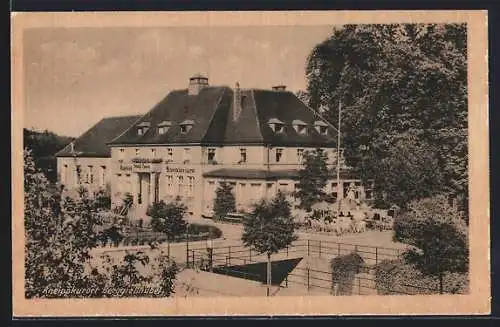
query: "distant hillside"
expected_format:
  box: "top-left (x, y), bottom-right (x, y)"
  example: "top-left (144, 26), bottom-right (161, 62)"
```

top-left (23, 128), bottom-right (75, 183)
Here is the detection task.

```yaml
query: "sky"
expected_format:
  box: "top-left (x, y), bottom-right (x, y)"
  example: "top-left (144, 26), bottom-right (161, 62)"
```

top-left (23, 25), bottom-right (334, 137)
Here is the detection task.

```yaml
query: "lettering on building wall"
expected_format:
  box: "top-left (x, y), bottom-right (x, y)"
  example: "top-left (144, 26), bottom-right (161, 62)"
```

top-left (165, 166), bottom-right (195, 174)
top-left (119, 164), bottom-right (133, 171)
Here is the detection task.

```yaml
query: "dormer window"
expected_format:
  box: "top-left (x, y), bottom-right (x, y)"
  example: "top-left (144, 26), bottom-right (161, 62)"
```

top-left (292, 119), bottom-right (308, 135)
top-left (158, 121), bottom-right (172, 135)
top-left (268, 118), bottom-right (285, 133)
top-left (180, 119), bottom-right (194, 134)
top-left (137, 121), bottom-right (150, 136)
top-left (314, 121), bottom-right (329, 135)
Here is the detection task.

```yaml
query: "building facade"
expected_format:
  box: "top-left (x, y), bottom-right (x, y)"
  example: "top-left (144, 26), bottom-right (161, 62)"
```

top-left (57, 75), bottom-right (372, 222)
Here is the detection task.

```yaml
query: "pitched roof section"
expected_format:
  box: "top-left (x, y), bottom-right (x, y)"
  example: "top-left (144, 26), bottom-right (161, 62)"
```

top-left (108, 87), bottom-right (231, 145)
top-left (55, 115), bottom-right (141, 158)
top-left (251, 90), bottom-right (338, 147)
top-left (107, 85), bottom-right (338, 147)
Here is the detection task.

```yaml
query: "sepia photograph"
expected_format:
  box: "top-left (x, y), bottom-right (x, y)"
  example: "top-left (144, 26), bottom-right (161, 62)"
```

top-left (11, 11), bottom-right (489, 316)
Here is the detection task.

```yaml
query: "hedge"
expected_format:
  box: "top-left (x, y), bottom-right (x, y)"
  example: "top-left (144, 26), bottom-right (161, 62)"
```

top-left (119, 223), bottom-right (223, 247)
top-left (374, 259), bottom-right (469, 295)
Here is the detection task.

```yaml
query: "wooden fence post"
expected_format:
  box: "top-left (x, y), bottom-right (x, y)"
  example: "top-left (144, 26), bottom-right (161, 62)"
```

top-left (307, 239), bottom-right (310, 256)
top-left (185, 233), bottom-right (189, 267)
top-left (307, 268), bottom-right (310, 291)
top-left (249, 248), bottom-right (252, 262)
top-left (375, 247), bottom-right (378, 265)
top-left (191, 250), bottom-right (195, 268)
top-left (319, 241), bottom-right (322, 258)
top-left (228, 246), bottom-right (231, 266)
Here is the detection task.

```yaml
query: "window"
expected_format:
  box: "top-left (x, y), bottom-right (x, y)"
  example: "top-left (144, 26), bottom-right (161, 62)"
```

top-left (295, 124), bottom-right (307, 135)
top-left (276, 148), bottom-right (283, 163)
top-left (297, 148), bottom-right (304, 162)
top-left (166, 175), bottom-right (173, 194)
top-left (207, 148), bottom-right (216, 162)
top-left (167, 148), bottom-right (173, 162)
top-left (180, 119), bottom-right (194, 134)
top-left (178, 176), bottom-right (184, 195)
top-left (116, 174), bottom-right (122, 193)
top-left (75, 165), bottom-right (81, 185)
top-left (137, 128), bottom-right (144, 136)
top-left (99, 166), bottom-right (106, 186)
top-left (86, 166), bottom-right (94, 184)
top-left (278, 183), bottom-right (288, 193)
top-left (268, 118), bottom-right (285, 133)
top-left (183, 148), bottom-right (191, 163)
top-left (158, 121), bottom-right (171, 135)
top-left (151, 148), bottom-right (156, 158)
top-left (314, 121), bottom-right (329, 136)
top-left (239, 148), bottom-right (247, 164)
top-left (275, 123), bottom-right (284, 133)
top-left (187, 176), bottom-right (195, 196)
top-left (118, 148), bottom-right (125, 160)
top-left (61, 164), bottom-right (68, 184)
top-left (135, 148), bottom-right (140, 156)
top-left (331, 182), bottom-right (338, 199)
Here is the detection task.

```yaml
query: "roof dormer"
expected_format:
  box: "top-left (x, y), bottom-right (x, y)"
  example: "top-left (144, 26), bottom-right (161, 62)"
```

top-left (268, 118), bottom-right (285, 133)
top-left (292, 119), bottom-right (308, 135)
top-left (313, 120), bottom-right (329, 136)
top-left (179, 119), bottom-right (195, 134)
top-left (157, 121), bottom-right (172, 135)
top-left (137, 121), bottom-right (151, 136)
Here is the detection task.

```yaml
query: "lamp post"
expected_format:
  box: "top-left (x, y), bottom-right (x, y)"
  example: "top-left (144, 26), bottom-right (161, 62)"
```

top-left (336, 101), bottom-right (342, 215)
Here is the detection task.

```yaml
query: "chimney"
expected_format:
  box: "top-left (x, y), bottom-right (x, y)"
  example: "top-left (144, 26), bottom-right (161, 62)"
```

top-left (188, 73), bottom-right (209, 95)
top-left (272, 85), bottom-right (286, 92)
top-left (233, 82), bottom-right (242, 121)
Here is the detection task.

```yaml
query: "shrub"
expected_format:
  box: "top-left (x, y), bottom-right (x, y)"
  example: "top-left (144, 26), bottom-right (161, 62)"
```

top-left (187, 223), bottom-right (223, 239)
top-left (374, 259), bottom-right (469, 295)
top-left (330, 252), bottom-right (364, 295)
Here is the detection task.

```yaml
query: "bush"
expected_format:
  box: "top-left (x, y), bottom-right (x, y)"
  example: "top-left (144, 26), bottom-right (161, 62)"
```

top-left (187, 223), bottom-right (223, 239)
top-left (374, 259), bottom-right (469, 295)
top-left (330, 252), bottom-right (364, 295)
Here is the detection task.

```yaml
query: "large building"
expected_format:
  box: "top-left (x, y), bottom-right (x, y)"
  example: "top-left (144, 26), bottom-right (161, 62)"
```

top-left (56, 74), bottom-right (372, 222)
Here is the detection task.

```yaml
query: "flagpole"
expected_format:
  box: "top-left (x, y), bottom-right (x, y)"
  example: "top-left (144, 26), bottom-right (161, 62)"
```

top-left (336, 101), bottom-right (342, 215)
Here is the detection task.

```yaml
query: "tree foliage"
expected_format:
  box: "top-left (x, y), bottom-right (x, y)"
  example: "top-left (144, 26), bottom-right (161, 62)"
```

top-left (23, 128), bottom-right (75, 182)
top-left (397, 195), bottom-right (469, 293)
top-left (305, 24), bottom-right (468, 211)
top-left (213, 182), bottom-right (236, 219)
top-left (147, 200), bottom-right (188, 241)
top-left (295, 148), bottom-right (330, 211)
top-left (242, 192), bottom-right (298, 256)
top-left (24, 149), bottom-right (177, 298)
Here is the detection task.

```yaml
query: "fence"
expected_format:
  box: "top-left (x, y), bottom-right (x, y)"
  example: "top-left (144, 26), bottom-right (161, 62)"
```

top-left (186, 239), bottom-right (403, 269)
top-left (184, 239), bottom-right (457, 295)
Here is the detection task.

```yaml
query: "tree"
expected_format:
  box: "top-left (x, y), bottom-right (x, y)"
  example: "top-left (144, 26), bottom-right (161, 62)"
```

top-left (241, 192), bottom-right (298, 296)
top-left (369, 133), bottom-right (444, 208)
top-left (24, 149), bottom-right (178, 298)
top-left (147, 200), bottom-right (188, 257)
top-left (213, 182), bottom-right (236, 219)
top-left (23, 128), bottom-right (75, 182)
top-left (305, 24), bottom-right (468, 213)
top-left (295, 148), bottom-right (330, 211)
top-left (398, 195), bottom-right (469, 294)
